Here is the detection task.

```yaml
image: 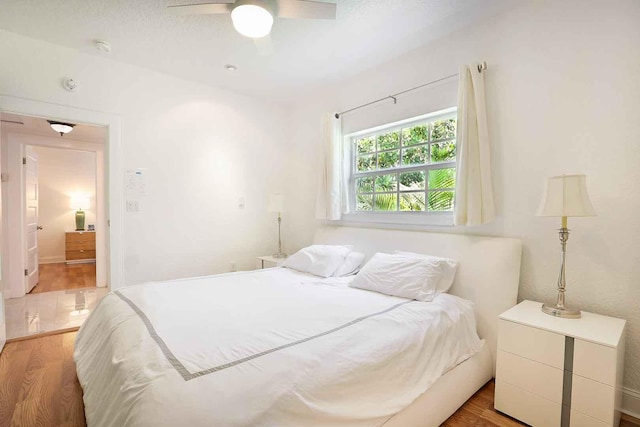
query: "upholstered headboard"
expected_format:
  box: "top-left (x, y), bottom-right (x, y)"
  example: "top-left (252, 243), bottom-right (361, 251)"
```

top-left (313, 226), bottom-right (522, 373)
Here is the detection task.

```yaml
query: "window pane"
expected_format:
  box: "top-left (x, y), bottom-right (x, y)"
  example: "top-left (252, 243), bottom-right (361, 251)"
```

top-left (374, 174), bottom-right (397, 192)
top-left (378, 150), bottom-right (399, 169)
top-left (356, 136), bottom-right (375, 155)
top-left (431, 141), bottom-right (456, 163)
top-left (428, 168), bottom-right (456, 189)
top-left (356, 154), bottom-right (376, 172)
top-left (399, 171), bottom-right (426, 190)
top-left (356, 194), bottom-right (373, 211)
top-left (428, 191), bottom-right (454, 211)
top-left (377, 131), bottom-right (400, 151)
top-left (402, 125), bottom-right (428, 146)
top-left (431, 119), bottom-right (456, 141)
top-left (374, 193), bottom-right (397, 211)
top-left (401, 145), bottom-right (427, 166)
top-left (356, 176), bottom-right (374, 193)
top-left (400, 192), bottom-right (426, 211)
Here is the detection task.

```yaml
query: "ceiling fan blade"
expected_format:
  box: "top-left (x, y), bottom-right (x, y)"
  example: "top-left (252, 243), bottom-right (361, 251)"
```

top-left (253, 34), bottom-right (274, 56)
top-left (167, 2), bottom-right (234, 15)
top-left (275, 0), bottom-right (336, 19)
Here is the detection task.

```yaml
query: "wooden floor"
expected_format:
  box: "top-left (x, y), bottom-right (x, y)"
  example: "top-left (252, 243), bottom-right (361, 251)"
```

top-left (0, 332), bottom-right (85, 427)
top-left (441, 381), bottom-right (525, 426)
top-left (1, 332), bottom-right (638, 427)
top-left (31, 263), bottom-right (96, 294)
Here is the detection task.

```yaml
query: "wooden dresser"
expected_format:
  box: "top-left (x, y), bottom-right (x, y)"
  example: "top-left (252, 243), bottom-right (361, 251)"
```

top-left (65, 231), bottom-right (96, 264)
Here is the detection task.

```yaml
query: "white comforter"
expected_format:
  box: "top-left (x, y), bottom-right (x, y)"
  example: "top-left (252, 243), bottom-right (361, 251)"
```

top-left (74, 268), bottom-right (482, 427)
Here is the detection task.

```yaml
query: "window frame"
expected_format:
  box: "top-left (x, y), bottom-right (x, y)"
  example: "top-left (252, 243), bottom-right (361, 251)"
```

top-left (344, 107), bottom-right (457, 226)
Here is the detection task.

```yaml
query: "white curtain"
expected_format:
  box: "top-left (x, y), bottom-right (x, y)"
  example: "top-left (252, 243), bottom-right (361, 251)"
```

top-left (315, 113), bottom-right (343, 220)
top-left (454, 64), bottom-right (496, 226)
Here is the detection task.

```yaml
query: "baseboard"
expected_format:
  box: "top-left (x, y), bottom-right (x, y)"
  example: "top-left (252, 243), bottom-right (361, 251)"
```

top-left (623, 387), bottom-right (640, 419)
top-left (39, 256), bottom-right (65, 264)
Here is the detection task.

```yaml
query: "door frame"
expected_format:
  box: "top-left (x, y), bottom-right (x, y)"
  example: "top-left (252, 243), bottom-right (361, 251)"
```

top-left (0, 95), bottom-right (124, 298)
top-left (8, 138), bottom-right (107, 296)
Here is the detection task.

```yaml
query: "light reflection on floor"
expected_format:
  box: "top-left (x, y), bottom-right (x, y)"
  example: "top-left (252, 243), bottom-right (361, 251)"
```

top-left (4, 287), bottom-right (109, 339)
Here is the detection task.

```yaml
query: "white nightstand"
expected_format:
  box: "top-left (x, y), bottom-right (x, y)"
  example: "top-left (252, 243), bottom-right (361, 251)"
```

top-left (495, 300), bottom-right (626, 427)
top-left (257, 255), bottom-right (288, 269)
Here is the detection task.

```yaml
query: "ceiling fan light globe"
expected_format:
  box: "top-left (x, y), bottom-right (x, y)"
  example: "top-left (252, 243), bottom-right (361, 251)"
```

top-left (231, 4), bottom-right (273, 38)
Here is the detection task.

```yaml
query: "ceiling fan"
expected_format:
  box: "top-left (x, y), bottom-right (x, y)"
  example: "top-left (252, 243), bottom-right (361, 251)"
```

top-left (168, 0), bottom-right (337, 42)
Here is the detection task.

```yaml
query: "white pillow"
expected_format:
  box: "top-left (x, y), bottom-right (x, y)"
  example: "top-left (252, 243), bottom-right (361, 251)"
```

top-left (349, 253), bottom-right (443, 302)
top-left (284, 245), bottom-right (353, 278)
top-left (333, 251), bottom-right (366, 277)
top-left (394, 250), bottom-right (459, 293)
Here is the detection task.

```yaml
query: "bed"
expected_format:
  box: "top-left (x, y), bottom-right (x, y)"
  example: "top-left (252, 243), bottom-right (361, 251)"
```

top-left (74, 226), bottom-right (522, 427)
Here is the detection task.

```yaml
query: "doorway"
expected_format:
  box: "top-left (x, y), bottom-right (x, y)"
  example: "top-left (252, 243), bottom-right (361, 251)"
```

top-left (1, 112), bottom-right (108, 339)
top-left (28, 144), bottom-right (98, 294)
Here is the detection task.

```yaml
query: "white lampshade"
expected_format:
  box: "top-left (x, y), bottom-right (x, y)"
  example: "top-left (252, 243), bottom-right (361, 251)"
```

top-left (268, 193), bottom-right (285, 213)
top-left (537, 174), bottom-right (596, 217)
top-left (231, 3), bottom-right (273, 38)
top-left (70, 196), bottom-right (90, 210)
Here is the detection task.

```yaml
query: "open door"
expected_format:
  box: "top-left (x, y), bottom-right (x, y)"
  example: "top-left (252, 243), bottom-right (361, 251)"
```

top-left (0, 116), bottom-right (6, 352)
top-left (24, 146), bottom-right (39, 293)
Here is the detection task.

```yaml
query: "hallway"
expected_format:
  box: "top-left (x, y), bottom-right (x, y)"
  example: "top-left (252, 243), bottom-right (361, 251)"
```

top-left (30, 262), bottom-right (96, 294)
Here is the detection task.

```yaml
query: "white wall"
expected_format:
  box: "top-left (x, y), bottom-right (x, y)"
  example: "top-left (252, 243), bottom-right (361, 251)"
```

top-left (286, 0), bottom-right (640, 401)
top-left (0, 30), bottom-right (290, 288)
top-left (32, 145), bottom-right (96, 263)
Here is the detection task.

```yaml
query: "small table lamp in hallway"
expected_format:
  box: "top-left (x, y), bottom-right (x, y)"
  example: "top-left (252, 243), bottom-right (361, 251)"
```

top-left (268, 193), bottom-right (287, 258)
top-left (70, 195), bottom-right (90, 231)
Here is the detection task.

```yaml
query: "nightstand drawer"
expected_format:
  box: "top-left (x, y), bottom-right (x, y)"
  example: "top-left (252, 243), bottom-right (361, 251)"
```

top-left (495, 381), bottom-right (561, 427)
top-left (571, 374), bottom-right (615, 424)
top-left (496, 350), bottom-right (563, 403)
top-left (66, 240), bottom-right (96, 251)
top-left (573, 339), bottom-right (617, 386)
top-left (498, 319), bottom-right (565, 369)
top-left (66, 232), bottom-right (95, 243)
top-left (66, 249), bottom-right (96, 260)
top-left (570, 410), bottom-right (611, 427)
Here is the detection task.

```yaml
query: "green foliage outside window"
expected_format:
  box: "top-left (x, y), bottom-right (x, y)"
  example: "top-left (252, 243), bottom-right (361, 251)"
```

top-left (377, 131), bottom-right (400, 151)
top-left (354, 114), bottom-right (457, 213)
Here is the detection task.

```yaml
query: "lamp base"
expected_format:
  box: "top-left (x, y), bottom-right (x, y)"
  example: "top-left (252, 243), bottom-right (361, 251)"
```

top-left (541, 303), bottom-right (581, 319)
top-left (272, 252), bottom-right (288, 259)
top-left (75, 210), bottom-right (86, 231)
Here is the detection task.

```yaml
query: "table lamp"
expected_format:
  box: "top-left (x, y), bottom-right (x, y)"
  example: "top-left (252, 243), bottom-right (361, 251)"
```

top-left (537, 174), bottom-right (596, 318)
top-left (268, 193), bottom-right (287, 258)
top-left (70, 196), bottom-right (90, 231)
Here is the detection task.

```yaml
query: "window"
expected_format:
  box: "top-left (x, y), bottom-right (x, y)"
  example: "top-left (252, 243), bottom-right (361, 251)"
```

top-left (350, 109), bottom-right (457, 215)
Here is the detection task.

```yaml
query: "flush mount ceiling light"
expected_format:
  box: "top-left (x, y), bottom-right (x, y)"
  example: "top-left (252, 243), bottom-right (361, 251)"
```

top-left (225, 64), bottom-right (238, 71)
top-left (47, 120), bottom-right (76, 136)
top-left (231, 1), bottom-right (274, 38)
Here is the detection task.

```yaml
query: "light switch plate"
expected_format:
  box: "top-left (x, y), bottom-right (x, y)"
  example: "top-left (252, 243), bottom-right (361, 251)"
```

top-left (126, 200), bottom-right (140, 212)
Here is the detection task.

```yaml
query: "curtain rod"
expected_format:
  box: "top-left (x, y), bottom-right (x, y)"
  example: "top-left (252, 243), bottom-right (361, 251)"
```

top-left (334, 61), bottom-right (487, 119)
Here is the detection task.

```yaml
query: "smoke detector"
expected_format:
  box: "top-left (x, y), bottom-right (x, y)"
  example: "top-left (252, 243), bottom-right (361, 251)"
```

top-left (62, 78), bottom-right (79, 92)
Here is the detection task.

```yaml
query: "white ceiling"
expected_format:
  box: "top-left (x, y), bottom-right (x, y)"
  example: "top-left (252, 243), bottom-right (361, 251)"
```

top-left (0, 0), bottom-right (521, 102)
top-left (1, 112), bottom-right (106, 144)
